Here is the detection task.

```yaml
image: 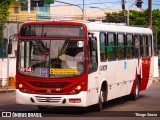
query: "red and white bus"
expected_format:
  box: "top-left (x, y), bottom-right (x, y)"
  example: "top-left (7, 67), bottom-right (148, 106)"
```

top-left (16, 21), bottom-right (157, 111)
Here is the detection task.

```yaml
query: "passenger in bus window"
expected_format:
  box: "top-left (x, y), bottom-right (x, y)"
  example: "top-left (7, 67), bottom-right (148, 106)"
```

top-left (107, 33), bottom-right (116, 60)
top-left (126, 35), bottom-right (133, 59)
top-left (100, 33), bottom-right (107, 61)
top-left (141, 36), bottom-right (147, 57)
top-left (134, 35), bottom-right (140, 58)
top-left (117, 34), bottom-right (124, 59)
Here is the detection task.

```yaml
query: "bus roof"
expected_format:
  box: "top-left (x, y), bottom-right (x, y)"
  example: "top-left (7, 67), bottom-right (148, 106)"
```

top-left (84, 22), bottom-right (152, 35)
top-left (22, 21), bottom-right (152, 35)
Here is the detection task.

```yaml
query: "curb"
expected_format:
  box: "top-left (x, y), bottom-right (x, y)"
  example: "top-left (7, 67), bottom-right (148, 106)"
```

top-left (153, 77), bottom-right (160, 83)
top-left (0, 87), bottom-right (15, 92)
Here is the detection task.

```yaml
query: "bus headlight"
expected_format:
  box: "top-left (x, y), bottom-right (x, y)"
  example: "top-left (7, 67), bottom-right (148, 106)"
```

top-left (18, 84), bottom-right (23, 89)
top-left (69, 82), bottom-right (86, 94)
top-left (76, 85), bottom-right (81, 90)
top-left (17, 82), bottom-right (30, 93)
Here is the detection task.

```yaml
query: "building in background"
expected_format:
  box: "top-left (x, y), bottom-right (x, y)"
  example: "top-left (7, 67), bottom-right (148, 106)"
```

top-left (9, 0), bottom-right (36, 21)
top-left (50, 5), bottom-right (122, 21)
top-left (9, 0), bottom-right (53, 21)
top-left (36, 2), bottom-right (51, 20)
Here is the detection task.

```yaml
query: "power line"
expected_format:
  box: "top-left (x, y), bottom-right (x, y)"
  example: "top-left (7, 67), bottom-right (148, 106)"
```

top-left (152, 0), bottom-right (160, 2)
top-left (76, 2), bottom-right (119, 6)
top-left (87, 0), bottom-right (123, 23)
top-left (152, 4), bottom-right (160, 5)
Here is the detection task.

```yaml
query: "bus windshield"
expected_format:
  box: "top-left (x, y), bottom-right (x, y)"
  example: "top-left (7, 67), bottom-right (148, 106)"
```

top-left (19, 40), bottom-right (85, 78)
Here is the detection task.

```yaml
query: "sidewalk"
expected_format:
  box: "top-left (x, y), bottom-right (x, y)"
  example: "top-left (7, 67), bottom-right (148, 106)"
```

top-left (0, 77), bottom-right (16, 92)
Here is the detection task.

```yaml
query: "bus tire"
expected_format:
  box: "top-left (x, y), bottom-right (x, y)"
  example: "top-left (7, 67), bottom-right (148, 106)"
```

top-left (130, 78), bottom-right (140, 100)
top-left (94, 87), bottom-right (105, 111)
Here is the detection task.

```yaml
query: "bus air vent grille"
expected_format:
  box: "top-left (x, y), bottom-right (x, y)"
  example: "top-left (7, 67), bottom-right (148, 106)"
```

top-left (35, 96), bottom-right (62, 103)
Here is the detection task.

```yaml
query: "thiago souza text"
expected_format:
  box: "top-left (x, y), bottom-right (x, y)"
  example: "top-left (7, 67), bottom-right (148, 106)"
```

top-left (135, 112), bottom-right (158, 117)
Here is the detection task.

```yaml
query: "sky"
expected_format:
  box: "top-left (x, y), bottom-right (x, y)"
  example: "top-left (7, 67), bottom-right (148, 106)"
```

top-left (53, 0), bottom-right (160, 10)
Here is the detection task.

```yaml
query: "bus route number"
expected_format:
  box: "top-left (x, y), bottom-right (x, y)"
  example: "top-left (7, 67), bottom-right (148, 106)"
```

top-left (20, 67), bottom-right (32, 72)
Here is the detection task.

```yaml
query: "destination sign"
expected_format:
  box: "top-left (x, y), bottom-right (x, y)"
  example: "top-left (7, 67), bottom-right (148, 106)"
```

top-left (20, 24), bottom-right (85, 37)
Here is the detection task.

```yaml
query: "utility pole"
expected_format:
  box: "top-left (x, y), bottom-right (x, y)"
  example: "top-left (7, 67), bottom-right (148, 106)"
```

top-left (28, 0), bottom-right (31, 21)
top-left (122, 0), bottom-right (127, 24)
top-left (82, 0), bottom-right (84, 20)
top-left (148, 0), bottom-right (152, 27)
top-left (122, 0), bottom-right (125, 10)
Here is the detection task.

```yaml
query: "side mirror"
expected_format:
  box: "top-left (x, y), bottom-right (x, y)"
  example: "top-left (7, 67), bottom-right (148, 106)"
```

top-left (8, 40), bottom-right (12, 54)
top-left (7, 33), bottom-right (18, 54)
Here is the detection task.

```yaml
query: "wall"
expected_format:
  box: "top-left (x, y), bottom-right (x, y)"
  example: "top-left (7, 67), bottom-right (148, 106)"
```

top-left (0, 58), bottom-right (16, 86)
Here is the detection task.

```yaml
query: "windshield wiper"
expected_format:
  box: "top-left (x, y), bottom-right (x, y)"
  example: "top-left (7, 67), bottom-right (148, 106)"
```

top-left (58, 40), bottom-right (69, 56)
top-left (34, 40), bottom-right (49, 56)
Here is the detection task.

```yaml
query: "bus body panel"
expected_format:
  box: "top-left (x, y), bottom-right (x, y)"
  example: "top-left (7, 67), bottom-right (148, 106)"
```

top-left (87, 72), bottom-right (99, 106)
top-left (16, 89), bottom-right (88, 107)
top-left (97, 59), bottom-right (137, 100)
top-left (140, 58), bottom-right (151, 91)
top-left (87, 57), bottom-right (153, 102)
top-left (146, 57), bottom-right (154, 89)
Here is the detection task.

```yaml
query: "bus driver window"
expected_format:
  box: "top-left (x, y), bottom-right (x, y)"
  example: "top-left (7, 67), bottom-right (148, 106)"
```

top-left (88, 36), bottom-right (98, 73)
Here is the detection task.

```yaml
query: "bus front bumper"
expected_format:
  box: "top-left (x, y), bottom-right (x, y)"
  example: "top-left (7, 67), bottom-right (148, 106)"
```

top-left (16, 89), bottom-right (88, 107)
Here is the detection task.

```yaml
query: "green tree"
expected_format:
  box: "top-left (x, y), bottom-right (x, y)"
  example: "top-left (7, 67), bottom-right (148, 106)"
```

top-left (0, 0), bottom-right (11, 43)
top-left (105, 11), bottom-right (124, 23)
top-left (129, 10), bottom-right (148, 25)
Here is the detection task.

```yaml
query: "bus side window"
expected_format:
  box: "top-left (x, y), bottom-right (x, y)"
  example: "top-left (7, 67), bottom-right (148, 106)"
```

top-left (107, 33), bottom-right (117, 61)
top-left (117, 34), bottom-right (125, 59)
top-left (148, 35), bottom-right (152, 56)
top-left (100, 32), bottom-right (107, 61)
top-left (141, 35), bottom-right (147, 57)
top-left (88, 36), bottom-right (98, 74)
top-left (134, 35), bottom-right (141, 58)
top-left (126, 34), bottom-right (133, 59)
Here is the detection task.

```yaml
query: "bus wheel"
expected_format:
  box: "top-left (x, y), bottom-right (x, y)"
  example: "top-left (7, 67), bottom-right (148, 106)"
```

top-left (95, 87), bottom-right (105, 111)
top-left (130, 78), bottom-right (140, 100)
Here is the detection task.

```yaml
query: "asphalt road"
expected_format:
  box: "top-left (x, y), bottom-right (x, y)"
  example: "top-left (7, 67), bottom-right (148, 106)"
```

top-left (0, 82), bottom-right (160, 120)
